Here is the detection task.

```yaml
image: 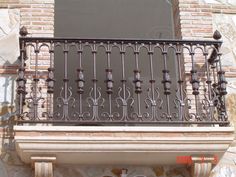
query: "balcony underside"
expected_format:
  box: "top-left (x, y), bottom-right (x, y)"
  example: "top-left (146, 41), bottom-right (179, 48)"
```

top-left (14, 126), bottom-right (234, 165)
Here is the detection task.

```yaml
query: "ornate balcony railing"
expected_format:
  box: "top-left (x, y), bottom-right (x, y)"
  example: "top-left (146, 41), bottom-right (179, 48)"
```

top-left (16, 30), bottom-right (229, 125)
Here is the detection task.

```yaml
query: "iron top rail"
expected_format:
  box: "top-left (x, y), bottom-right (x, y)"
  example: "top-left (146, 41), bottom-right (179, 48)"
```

top-left (19, 37), bottom-right (222, 46)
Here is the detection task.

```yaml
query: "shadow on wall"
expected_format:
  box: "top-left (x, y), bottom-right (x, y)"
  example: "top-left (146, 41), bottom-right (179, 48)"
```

top-left (53, 165), bottom-right (191, 177)
top-left (0, 60), bottom-right (17, 177)
top-left (226, 93), bottom-right (236, 127)
top-left (0, 60), bottom-right (31, 177)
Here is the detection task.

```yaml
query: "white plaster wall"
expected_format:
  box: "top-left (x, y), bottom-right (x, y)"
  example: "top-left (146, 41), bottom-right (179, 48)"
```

top-left (0, 9), bottom-right (20, 65)
top-left (201, 0), bottom-right (236, 6)
top-left (211, 13), bottom-right (236, 177)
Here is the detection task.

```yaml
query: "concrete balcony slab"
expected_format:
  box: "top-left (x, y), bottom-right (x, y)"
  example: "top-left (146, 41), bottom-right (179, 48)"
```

top-left (14, 126), bottom-right (234, 165)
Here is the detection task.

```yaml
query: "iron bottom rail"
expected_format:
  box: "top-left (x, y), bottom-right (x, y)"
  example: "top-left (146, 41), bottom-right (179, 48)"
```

top-left (16, 120), bottom-right (230, 126)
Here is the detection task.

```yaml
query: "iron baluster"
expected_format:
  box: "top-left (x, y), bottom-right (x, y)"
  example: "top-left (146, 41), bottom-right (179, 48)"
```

top-left (105, 42), bottom-right (113, 119)
top-left (86, 42), bottom-right (105, 121)
top-left (202, 44), bottom-right (214, 121)
top-left (161, 43), bottom-right (172, 121)
top-left (47, 42), bottom-right (55, 94)
top-left (132, 42), bottom-right (142, 120)
top-left (101, 42), bottom-right (119, 120)
top-left (63, 41), bottom-right (69, 120)
top-left (216, 51), bottom-right (228, 122)
top-left (55, 41), bottom-right (76, 121)
top-left (144, 43), bottom-right (163, 121)
top-left (175, 43), bottom-right (185, 121)
top-left (23, 41), bottom-right (45, 120)
top-left (33, 41), bottom-right (40, 120)
top-left (75, 41), bottom-right (87, 119)
top-left (17, 38), bottom-right (27, 119)
top-left (189, 44), bottom-right (201, 121)
top-left (44, 41), bottom-right (55, 119)
top-left (116, 42), bottom-right (134, 121)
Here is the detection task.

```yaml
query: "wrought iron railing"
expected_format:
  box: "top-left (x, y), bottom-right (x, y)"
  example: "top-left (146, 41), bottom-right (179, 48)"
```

top-left (16, 29), bottom-right (229, 125)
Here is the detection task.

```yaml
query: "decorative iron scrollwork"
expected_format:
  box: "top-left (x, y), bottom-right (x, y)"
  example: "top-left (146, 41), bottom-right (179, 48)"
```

top-left (23, 86), bottom-right (44, 120)
top-left (86, 87), bottom-right (105, 120)
top-left (116, 87), bottom-right (134, 121)
top-left (54, 87), bottom-right (76, 120)
top-left (144, 87), bottom-right (163, 120)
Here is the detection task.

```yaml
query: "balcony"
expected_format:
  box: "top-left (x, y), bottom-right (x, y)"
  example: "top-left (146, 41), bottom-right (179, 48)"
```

top-left (13, 30), bottom-right (234, 177)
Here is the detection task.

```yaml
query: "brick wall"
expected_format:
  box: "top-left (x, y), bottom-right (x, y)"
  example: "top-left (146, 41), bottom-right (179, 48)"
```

top-left (173, 0), bottom-right (236, 120)
top-left (0, 0), bottom-right (55, 171)
top-left (174, 0), bottom-right (236, 40)
top-left (0, 0), bottom-right (54, 75)
top-left (0, 0), bottom-right (54, 37)
top-left (0, 0), bottom-right (54, 123)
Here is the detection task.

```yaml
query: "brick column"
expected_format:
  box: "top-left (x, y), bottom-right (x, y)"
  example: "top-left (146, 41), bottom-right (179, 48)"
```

top-left (0, 0), bottom-right (54, 74)
top-left (173, 0), bottom-right (213, 40)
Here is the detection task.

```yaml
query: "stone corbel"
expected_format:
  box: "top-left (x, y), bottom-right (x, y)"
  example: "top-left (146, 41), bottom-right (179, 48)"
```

top-left (121, 169), bottom-right (128, 177)
top-left (31, 156), bottom-right (56, 177)
top-left (191, 155), bottom-right (216, 177)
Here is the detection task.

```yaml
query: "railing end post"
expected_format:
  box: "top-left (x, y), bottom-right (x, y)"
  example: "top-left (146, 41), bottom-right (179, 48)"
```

top-left (19, 26), bottom-right (28, 37)
top-left (213, 30), bottom-right (222, 40)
